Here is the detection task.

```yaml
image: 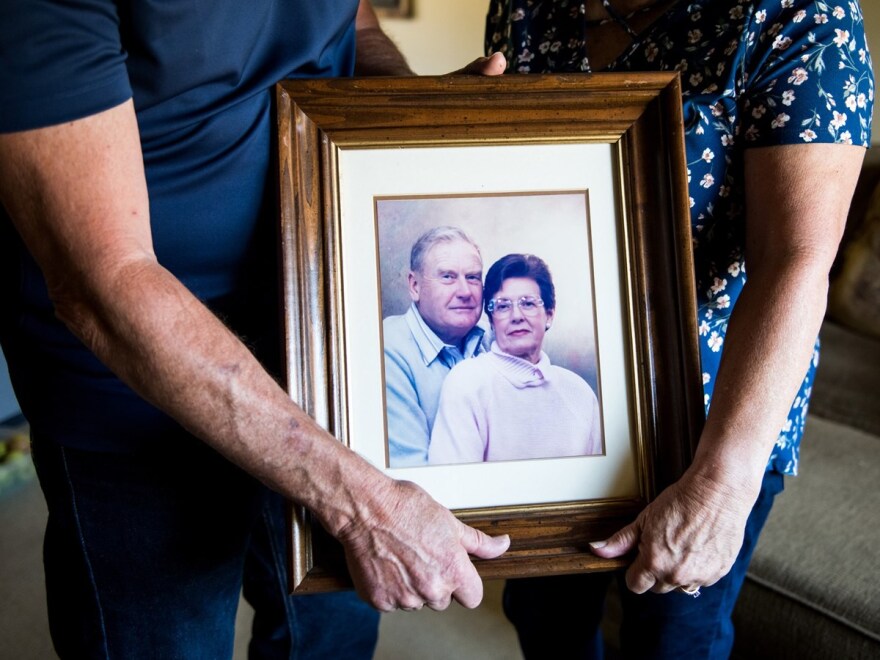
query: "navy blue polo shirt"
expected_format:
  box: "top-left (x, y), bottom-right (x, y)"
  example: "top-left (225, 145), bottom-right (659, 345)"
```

top-left (0, 0), bottom-right (358, 450)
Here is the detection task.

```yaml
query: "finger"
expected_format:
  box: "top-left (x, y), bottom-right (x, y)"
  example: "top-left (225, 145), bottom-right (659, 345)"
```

top-left (397, 594), bottom-right (425, 612)
top-left (624, 555), bottom-right (657, 595)
top-left (458, 522), bottom-right (510, 559)
top-left (425, 595), bottom-right (452, 611)
top-left (450, 559), bottom-right (484, 609)
top-left (480, 51), bottom-right (508, 75)
top-left (650, 581), bottom-right (678, 595)
top-left (589, 521), bottom-right (639, 559)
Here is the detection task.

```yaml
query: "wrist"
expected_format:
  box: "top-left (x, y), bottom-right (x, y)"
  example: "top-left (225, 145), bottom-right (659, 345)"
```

top-left (688, 441), bottom-right (767, 500)
top-left (300, 443), bottom-right (393, 539)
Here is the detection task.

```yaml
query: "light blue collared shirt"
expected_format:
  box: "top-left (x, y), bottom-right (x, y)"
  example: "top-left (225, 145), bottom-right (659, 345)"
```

top-left (383, 304), bottom-right (486, 467)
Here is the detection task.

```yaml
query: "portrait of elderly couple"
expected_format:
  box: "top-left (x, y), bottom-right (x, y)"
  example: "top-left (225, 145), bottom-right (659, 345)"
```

top-left (377, 192), bottom-right (606, 469)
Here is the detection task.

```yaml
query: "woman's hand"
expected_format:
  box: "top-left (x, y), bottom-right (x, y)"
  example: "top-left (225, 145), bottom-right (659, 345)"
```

top-left (589, 467), bottom-right (758, 594)
top-left (591, 143), bottom-right (866, 595)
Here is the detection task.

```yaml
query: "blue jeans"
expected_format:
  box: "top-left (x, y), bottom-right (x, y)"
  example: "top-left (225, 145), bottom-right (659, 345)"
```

top-left (503, 471), bottom-right (785, 659)
top-left (31, 431), bottom-right (379, 659)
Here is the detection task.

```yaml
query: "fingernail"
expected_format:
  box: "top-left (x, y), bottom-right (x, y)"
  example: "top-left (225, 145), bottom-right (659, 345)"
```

top-left (589, 540), bottom-right (607, 550)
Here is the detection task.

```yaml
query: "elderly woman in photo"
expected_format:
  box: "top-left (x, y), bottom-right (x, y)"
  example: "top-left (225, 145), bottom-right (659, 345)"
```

top-left (428, 253), bottom-right (602, 465)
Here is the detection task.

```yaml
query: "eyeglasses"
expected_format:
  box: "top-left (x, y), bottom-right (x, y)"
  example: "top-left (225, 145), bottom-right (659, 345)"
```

top-left (487, 296), bottom-right (545, 317)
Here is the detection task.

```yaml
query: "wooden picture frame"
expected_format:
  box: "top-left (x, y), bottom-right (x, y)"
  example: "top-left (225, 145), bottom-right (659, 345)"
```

top-left (276, 73), bottom-right (703, 593)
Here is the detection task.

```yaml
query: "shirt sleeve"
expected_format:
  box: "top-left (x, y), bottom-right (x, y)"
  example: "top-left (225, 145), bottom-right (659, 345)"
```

top-left (385, 347), bottom-right (433, 468)
top-left (0, 0), bottom-right (132, 132)
top-left (740, 0), bottom-right (874, 148)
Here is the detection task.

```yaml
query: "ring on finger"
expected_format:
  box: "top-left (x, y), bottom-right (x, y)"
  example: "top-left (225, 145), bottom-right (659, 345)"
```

top-left (676, 585), bottom-right (701, 598)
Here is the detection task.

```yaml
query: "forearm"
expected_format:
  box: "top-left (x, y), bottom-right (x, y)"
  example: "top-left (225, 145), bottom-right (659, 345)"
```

top-left (354, 0), bottom-right (413, 75)
top-left (691, 144), bottom-right (863, 495)
top-left (1, 87), bottom-right (508, 614)
top-left (591, 259), bottom-right (835, 584)
top-left (591, 144), bottom-right (864, 589)
top-left (62, 257), bottom-right (383, 533)
top-left (0, 103), bottom-right (382, 537)
top-left (353, 1), bottom-right (507, 78)
top-left (691, 261), bottom-right (830, 493)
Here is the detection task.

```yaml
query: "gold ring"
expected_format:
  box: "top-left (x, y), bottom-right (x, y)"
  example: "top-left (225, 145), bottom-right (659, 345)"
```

top-left (677, 585), bottom-right (701, 598)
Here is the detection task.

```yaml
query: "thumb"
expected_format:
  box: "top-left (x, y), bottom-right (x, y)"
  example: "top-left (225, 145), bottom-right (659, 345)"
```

top-left (456, 52), bottom-right (507, 76)
top-left (589, 521), bottom-right (640, 559)
top-left (459, 522), bottom-right (511, 559)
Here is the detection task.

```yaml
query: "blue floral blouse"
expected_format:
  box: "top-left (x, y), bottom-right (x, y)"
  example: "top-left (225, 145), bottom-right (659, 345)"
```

top-left (487, 0), bottom-right (874, 475)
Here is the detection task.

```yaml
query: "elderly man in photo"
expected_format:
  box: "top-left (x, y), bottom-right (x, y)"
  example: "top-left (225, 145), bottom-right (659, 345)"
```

top-left (384, 226), bottom-right (488, 467)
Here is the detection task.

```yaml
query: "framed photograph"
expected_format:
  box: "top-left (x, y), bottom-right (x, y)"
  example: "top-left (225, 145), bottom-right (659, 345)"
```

top-left (371, 0), bottom-right (411, 19)
top-left (276, 73), bottom-right (704, 593)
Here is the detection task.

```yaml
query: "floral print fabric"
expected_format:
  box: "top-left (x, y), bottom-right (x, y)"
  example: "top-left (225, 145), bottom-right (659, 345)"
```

top-left (487, 0), bottom-right (874, 475)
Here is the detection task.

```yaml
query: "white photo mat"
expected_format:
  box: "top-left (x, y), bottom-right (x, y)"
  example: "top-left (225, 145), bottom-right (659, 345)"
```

top-left (337, 142), bottom-right (639, 510)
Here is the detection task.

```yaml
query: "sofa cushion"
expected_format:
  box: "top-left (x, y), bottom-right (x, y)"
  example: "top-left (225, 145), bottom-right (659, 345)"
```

top-left (733, 415), bottom-right (880, 657)
top-left (810, 320), bottom-right (880, 437)
top-left (829, 180), bottom-right (880, 340)
top-left (733, 579), bottom-right (878, 659)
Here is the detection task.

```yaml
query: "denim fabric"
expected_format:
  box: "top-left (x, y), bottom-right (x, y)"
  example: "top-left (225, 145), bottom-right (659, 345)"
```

top-left (30, 432), bottom-right (378, 659)
top-left (504, 471), bottom-right (785, 659)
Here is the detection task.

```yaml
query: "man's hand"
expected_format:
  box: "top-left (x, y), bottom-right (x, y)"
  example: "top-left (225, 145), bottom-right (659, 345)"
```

top-left (355, 0), bottom-right (506, 78)
top-left (336, 478), bottom-right (510, 611)
top-left (449, 52), bottom-right (507, 76)
top-left (588, 468), bottom-right (756, 594)
top-left (0, 100), bottom-right (508, 617)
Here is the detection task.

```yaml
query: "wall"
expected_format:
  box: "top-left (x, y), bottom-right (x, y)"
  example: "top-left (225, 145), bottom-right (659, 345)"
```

top-left (382, 1), bottom-right (880, 143)
top-left (379, 1), bottom-right (488, 74)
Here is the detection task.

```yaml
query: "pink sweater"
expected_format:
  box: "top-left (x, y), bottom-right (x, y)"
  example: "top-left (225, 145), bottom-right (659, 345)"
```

top-left (428, 344), bottom-right (602, 465)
